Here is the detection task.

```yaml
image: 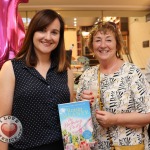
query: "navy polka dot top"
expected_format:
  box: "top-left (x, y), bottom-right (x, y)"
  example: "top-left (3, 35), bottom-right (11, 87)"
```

top-left (9, 59), bottom-right (70, 149)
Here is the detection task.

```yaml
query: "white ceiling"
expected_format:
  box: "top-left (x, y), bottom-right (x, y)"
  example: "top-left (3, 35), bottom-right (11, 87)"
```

top-left (19, 0), bottom-right (150, 28)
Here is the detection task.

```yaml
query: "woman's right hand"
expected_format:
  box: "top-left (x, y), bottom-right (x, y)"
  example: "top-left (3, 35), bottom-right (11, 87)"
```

top-left (80, 90), bottom-right (94, 105)
top-left (77, 141), bottom-right (91, 150)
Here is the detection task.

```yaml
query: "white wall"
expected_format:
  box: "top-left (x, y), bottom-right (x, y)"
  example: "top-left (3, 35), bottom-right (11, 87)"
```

top-left (129, 17), bottom-right (150, 68)
top-left (64, 29), bottom-right (77, 59)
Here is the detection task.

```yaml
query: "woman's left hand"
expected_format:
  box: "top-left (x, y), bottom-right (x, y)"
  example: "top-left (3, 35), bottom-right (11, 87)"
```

top-left (95, 110), bottom-right (117, 128)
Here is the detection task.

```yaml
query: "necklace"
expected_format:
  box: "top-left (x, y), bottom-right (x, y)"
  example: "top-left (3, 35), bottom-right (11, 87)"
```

top-left (100, 58), bottom-right (120, 74)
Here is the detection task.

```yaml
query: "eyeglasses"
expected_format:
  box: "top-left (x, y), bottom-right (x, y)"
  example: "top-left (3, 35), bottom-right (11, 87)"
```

top-left (94, 21), bottom-right (117, 30)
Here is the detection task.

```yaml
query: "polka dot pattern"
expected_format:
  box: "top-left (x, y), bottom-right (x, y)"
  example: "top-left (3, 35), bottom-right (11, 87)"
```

top-left (9, 59), bottom-right (70, 149)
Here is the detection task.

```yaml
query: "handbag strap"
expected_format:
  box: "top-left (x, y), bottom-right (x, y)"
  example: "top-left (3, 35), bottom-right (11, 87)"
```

top-left (97, 66), bottom-right (113, 146)
top-left (97, 66), bottom-right (144, 146)
top-left (98, 66), bottom-right (103, 110)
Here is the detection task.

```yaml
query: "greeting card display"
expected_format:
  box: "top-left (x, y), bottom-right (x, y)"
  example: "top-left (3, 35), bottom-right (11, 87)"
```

top-left (58, 101), bottom-right (94, 150)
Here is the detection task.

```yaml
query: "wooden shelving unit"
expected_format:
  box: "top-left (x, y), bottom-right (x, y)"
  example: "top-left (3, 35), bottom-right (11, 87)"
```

top-left (77, 30), bottom-right (82, 56)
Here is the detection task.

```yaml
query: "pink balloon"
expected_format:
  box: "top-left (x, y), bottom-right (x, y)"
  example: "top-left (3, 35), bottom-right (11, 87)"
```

top-left (0, 0), bottom-right (29, 69)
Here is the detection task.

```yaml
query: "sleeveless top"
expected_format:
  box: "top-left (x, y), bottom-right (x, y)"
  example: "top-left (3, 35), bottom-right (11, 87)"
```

top-left (9, 59), bottom-right (70, 149)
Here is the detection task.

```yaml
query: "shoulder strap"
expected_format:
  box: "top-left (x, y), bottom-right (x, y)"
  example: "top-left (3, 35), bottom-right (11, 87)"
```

top-left (98, 66), bottom-right (103, 110)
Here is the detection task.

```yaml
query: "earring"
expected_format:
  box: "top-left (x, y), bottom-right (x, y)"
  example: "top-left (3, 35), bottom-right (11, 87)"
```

top-left (93, 53), bottom-right (95, 57)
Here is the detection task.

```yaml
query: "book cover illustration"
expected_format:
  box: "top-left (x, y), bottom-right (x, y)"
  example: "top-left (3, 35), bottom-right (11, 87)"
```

top-left (58, 101), bottom-right (94, 150)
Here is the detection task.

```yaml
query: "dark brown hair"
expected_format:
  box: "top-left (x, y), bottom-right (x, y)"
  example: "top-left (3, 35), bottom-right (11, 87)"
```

top-left (88, 22), bottom-right (122, 58)
top-left (16, 9), bottom-right (69, 72)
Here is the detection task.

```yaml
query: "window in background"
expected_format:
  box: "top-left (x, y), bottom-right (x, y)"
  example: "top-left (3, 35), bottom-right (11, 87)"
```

top-left (19, 11), bottom-right (36, 31)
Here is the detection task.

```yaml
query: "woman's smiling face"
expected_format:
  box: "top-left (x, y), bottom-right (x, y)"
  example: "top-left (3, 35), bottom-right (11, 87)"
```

top-left (92, 31), bottom-right (117, 61)
top-left (33, 18), bottom-right (60, 57)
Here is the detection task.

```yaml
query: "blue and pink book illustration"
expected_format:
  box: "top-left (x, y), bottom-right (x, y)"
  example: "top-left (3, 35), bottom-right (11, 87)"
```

top-left (58, 101), bottom-right (94, 150)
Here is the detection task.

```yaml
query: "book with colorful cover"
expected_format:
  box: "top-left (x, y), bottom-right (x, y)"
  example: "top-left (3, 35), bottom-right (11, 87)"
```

top-left (58, 100), bottom-right (94, 150)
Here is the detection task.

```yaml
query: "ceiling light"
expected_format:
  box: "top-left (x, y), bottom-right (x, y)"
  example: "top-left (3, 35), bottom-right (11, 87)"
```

top-left (82, 31), bottom-right (89, 37)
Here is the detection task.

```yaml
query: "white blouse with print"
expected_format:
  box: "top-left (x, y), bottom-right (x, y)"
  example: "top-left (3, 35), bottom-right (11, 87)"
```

top-left (76, 62), bottom-right (150, 150)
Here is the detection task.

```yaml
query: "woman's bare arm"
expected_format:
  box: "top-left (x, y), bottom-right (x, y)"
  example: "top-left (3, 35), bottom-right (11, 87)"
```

top-left (0, 61), bottom-right (15, 150)
top-left (67, 68), bottom-right (74, 102)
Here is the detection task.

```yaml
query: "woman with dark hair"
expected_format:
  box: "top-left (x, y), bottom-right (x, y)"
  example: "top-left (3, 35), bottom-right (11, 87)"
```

top-left (76, 22), bottom-right (150, 150)
top-left (0, 9), bottom-right (74, 150)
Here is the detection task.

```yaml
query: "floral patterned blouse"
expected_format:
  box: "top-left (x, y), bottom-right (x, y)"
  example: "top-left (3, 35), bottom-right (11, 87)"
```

top-left (76, 62), bottom-right (150, 150)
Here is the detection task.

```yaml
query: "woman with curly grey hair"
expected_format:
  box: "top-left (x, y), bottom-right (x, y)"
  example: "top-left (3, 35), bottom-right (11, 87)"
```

top-left (76, 22), bottom-right (150, 150)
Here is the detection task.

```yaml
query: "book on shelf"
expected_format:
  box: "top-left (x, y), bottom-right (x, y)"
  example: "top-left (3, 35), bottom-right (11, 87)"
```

top-left (58, 100), bottom-right (95, 150)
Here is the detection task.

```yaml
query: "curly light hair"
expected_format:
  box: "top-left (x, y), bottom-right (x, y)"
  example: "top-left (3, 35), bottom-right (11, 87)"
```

top-left (88, 22), bottom-right (122, 58)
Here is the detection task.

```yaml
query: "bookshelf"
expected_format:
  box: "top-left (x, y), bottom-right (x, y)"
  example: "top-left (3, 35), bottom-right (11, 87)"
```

top-left (77, 30), bottom-right (82, 56)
